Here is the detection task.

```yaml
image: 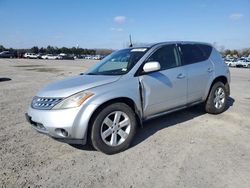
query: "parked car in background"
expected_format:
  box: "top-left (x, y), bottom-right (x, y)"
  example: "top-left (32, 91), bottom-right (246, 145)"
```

top-left (41, 54), bottom-right (62, 60)
top-left (100, 55), bottom-right (106, 60)
top-left (24, 53), bottom-right (41, 59)
top-left (59, 53), bottom-right (74, 60)
top-left (84, 55), bottom-right (92, 59)
top-left (26, 41), bottom-right (230, 154)
top-left (243, 60), bottom-right (250, 68)
top-left (236, 59), bottom-right (250, 68)
top-left (77, 55), bottom-right (86, 59)
top-left (225, 59), bottom-right (237, 67)
top-left (92, 55), bottom-right (101, 60)
top-left (0, 51), bottom-right (16, 58)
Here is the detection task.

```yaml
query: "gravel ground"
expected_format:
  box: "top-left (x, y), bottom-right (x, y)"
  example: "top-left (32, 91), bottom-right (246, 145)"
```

top-left (0, 59), bottom-right (250, 188)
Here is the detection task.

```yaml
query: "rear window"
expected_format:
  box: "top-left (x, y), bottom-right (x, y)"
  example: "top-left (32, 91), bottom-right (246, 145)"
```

top-left (179, 44), bottom-right (212, 65)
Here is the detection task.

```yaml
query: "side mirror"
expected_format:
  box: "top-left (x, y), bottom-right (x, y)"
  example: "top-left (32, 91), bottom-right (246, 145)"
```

top-left (143, 61), bottom-right (161, 73)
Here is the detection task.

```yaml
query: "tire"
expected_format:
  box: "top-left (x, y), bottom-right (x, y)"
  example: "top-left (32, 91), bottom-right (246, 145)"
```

top-left (205, 82), bottom-right (228, 114)
top-left (90, 103), bottom-right (137, 154)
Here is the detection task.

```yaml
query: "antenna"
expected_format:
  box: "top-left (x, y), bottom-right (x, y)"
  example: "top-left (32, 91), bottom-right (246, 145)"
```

top-left (129, 34), bottom-right (133, 47)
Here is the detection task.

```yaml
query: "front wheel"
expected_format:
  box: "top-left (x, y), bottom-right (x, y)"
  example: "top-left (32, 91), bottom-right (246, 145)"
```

top-left (205, 82), bottom-right (228, 114)
top-left (90, 103), bottom-right (137, 154)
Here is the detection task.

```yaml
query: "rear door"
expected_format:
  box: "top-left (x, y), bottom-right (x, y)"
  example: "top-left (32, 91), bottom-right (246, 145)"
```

top-left (178, 44), bottom-right (214, 103)
top-left (139, 44), bottom-right (187, 118)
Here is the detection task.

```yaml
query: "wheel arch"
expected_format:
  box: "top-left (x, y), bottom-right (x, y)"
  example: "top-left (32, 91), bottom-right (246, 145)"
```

top-left (86, 97), bottom-right (142, 144)
top-left (205, 75), bottom-right (230, 100)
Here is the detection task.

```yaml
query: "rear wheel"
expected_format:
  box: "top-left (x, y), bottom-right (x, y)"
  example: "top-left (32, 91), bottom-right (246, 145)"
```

top-left (205, 82), bottom-right (228, 114)
top-left (90, 103), bottom-right (137, 154)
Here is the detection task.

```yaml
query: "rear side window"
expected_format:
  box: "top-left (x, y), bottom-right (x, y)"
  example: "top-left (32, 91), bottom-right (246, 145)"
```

top-left (179, 44), bottom-right (212, 65)
top-left (197, 44), bottom-right (212, 59)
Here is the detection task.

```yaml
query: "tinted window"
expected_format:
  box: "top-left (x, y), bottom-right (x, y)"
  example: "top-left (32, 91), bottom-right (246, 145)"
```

top-left (179, 44), bottom-right (211, 65)
top-left (146, 45), bottom-right (180, 70)
top-left (197, 44), bottom-right (212, 59)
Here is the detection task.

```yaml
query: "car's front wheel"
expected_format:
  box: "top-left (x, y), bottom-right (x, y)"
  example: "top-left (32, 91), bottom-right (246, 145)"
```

top-left (205, 82), bottom-right (228, 114)
top-left (90, 103), bottom-right (137, 154)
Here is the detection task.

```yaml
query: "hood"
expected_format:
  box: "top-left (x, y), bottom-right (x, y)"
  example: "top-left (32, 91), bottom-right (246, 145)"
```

top-left (37, 74), bottom-right (121, 98)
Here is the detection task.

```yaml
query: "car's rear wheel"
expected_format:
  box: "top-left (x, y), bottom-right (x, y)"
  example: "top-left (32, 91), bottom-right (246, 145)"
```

top-left (205, 82), bottom-right (228, 114)
top-left (90, 103), bottom-right (137, 154)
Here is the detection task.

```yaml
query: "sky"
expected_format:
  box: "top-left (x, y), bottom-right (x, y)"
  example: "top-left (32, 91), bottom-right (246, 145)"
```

top-left (0, 0), bottom-right (249, 50)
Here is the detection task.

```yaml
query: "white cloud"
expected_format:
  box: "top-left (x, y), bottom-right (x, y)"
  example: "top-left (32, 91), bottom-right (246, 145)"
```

top-left (110, 27), bottom-right (124, 32)
top-left (230, 13), bottom-right (243, 21)
top-left (113, 16), bottom-right (126, 24)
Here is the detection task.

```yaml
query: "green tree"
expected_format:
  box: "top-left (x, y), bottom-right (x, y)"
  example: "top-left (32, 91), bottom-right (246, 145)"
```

top-left (61, 47), bottom-right (70, 54)
top-left (224, 49), bottom-right (231, 56)
top-left (0, 45), bottom-right (5, 52)
top-left (46, 45), bottom-right (56, 54)
top-left (232, 50), bottom-right (239, 56)
top-left (30, 46), bottom-right (39, 53)
top-left (241, 49), bottom-right (250, 57)
top-left (39, 47), bottom-right (46, 54)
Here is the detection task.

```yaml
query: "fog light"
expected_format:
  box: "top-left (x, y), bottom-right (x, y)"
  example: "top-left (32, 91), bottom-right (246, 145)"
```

top-left (61, 129), bottom-right (68, 137)
top-left (55, 128), bottom-right (68, 137)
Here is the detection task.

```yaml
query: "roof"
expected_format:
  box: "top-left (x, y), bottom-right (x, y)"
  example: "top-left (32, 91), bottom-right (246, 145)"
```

top-left (130, 41), bottom-right (213, 49)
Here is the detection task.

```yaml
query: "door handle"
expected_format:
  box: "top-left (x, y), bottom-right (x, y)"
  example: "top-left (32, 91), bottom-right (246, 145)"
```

top-left (177, 73), bottom-right (185, 79)
top-left (207, 68), bottom-right (213, 73)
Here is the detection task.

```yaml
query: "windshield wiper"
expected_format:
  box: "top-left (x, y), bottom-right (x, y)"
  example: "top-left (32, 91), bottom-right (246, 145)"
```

top-left (86, 73), bottom-right (98, 75)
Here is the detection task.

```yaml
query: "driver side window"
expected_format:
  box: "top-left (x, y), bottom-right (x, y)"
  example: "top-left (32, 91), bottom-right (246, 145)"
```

top-left (147, 45), bottom-right (180, 70)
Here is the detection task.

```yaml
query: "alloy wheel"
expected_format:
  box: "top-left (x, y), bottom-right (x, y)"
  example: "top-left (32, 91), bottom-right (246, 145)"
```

top-left (214, 87), bottom-right (225, 109)
top-left (100, 111), bottom-right (131, 146)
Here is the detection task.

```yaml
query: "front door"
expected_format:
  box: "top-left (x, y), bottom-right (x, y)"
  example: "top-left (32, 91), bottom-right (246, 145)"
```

top-left (139, 44), bottom-right (187, 119)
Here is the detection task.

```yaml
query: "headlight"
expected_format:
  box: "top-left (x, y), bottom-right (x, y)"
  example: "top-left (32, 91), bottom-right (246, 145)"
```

top-left (52, 91), bottom-right (94, 110)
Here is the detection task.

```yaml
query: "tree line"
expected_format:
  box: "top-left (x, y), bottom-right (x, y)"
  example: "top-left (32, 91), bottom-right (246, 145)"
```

top-left (0, 45), bottom-right (113, 56)
top-left (220, 48), bottom-right (250, 57)
top-left (1, 44), bottom-right (250, 57)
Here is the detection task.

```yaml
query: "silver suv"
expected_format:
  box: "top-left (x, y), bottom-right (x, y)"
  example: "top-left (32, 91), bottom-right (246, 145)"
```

top-left (26, 42), bottom-right (230, 154)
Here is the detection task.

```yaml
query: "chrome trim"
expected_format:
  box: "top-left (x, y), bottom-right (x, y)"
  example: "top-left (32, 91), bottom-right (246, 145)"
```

top-left (31, 96), bottom-right (63, 110)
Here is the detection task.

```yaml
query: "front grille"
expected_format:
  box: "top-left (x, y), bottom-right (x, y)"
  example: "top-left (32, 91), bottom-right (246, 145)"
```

top-left (31, 96), bottom-right (63, 110)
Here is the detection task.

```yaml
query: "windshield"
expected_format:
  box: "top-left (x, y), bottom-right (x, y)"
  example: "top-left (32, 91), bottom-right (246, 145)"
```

top-left (86, 48), bottom-right (148, 75)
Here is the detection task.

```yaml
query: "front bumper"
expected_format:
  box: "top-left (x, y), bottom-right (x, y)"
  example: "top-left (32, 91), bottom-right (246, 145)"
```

top-left (25, 103), bottom-right (98, 145)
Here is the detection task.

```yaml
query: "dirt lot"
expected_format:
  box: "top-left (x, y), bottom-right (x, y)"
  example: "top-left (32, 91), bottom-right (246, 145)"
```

top-left (0, 59), bottom-right (250, 187)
